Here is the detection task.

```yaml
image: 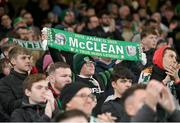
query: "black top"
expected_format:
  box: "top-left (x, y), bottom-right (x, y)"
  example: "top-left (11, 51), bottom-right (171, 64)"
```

top-left (0, 69), bottom-right (28, 116)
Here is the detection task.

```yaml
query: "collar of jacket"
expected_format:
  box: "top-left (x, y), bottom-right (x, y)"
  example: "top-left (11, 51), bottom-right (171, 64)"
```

top-left (10, 69), bottom-right (28, 80)
top-left (21, 97), bottom-right (46, 109)
top-left (153, 65), bottom-right (166, 78)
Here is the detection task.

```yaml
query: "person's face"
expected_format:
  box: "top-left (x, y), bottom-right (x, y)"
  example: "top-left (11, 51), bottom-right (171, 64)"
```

top-left (125, 89), bottom-right (146, 116)
top-left (27, 29), bottom-right (34, 41)
top-left (112, 78), bottom-right (132, 96)
top-left (1, 15), bottom-right (12, 28)
top-left (151, 13), bottom-right (161, 23)
top-left (89, 16), bottom-right (99, 29)
top-left (87, 8), bottom-right (95, 17)
top-left (16, 28), bottom-right (30, 40)
top-left (64, 11), bottom-right (75, 25)
top-left (26, 80), bottom-right (49, 104)
top-left (119, 6), bottom-right (130, 18)
top-left (101, 14), bottom-right (111, 26)
top-left (138, 8), bottom-right (147, 17)
top-left (2, 63), bottom-right (11, 76)
top-left (67, 87), bottom-right (96, 115)
top-left (142, 34), bottom-right (158, 50)
top-left (163, 49), bottom-right (177, 69)
top-left (80, 61), bottom-right (95, 77)
top-left (164, 10), bottom-right (174, 19)
top-left (23, 13), bottom-right (33, 25)
top-left (149, 21), bottom-right (159, 29)
top-left (111, 4), bottom-right (118, 15)
top-left (51, 67), bottom-right (72, 90)
top-left (11, 54), bottom-right (31, 74)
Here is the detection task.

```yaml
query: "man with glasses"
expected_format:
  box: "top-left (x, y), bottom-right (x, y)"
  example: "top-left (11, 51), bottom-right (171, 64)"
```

top-left (60, 82), bottom-right (96, 117)
top-left (59, 82), bottom-right (116, 122)
top-left (73, 54), bottom-right (105, 116)
top-left (101, 65), bottom-right (134, 122)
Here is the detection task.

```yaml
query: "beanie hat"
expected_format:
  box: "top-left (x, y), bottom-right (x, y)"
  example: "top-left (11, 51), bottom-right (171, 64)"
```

top-left (153, 46), bottom-right (169, 69)
top-left (13, 17), bottom-right (24, 27)
top-left (59, 9), bottom-right (68, 21)
top-left (73, 54), bottom-right (94, 74)
top-left (59, 82), bottom-right (88, 110)
top-left (43, 54), bottom-right (53, 71)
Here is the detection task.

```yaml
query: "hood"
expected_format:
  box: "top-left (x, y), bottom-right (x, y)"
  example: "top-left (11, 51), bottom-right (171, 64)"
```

top-left (21, 96), bottom-right (46, 109)
top-left (153, 46), bottom-right (168, 70)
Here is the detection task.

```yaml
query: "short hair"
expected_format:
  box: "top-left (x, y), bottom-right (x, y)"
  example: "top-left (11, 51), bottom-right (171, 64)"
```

top-left (121, 84), bottom-right (146, 105)
top-left (52, 109), bottom-right (89, 122)
top-left (156, 39), bottom-right (167, 46)
top-left (163, 47), bottom-right (178, 58)
top-left (8, 46), bottom-right (31, 60)
top-left (0, 58), bottom-right (10, 73)
top-left (23, 73), bottom-right (46, 93)
top-left (98, 10), bottom-right (110, 18)
top-left (1, 43), bottom-right (17, 53)
top-left (111, 64), bottom-right (135, 82)
top-left (141, 28), bottom-right (158, 39)
top-left (48, 62), bottom-right (70, 75)
top-left (87, 15), bottom-right (98, 23)
top-left (165, 6), bottom-right (174, 12)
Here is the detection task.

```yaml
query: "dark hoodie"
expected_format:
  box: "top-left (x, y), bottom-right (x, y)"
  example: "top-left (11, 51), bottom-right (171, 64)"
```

top-left (95, 60), bottom-right (115, 74)
top-left (150, 46), bottom-right (180, 121)
top-left (10, 98), bottom-right (51, 122)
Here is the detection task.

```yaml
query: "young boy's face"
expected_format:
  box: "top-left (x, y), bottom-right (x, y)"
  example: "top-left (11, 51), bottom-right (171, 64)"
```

top-left (112, 78), bottom-right (132, 96)
top-left (163, 49), bottom-right (177, 70)
top-left (142, 34), bottom-right (158, 50)
top-left (26, 80), bottom-right (49, 104)
top-left (11, 54), bottom-right (31, 74)
top-left (3, 63), bottom-right (11, 76)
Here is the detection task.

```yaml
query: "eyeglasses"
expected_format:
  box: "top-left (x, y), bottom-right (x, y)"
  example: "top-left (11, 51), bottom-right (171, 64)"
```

top-left (75, 93), bottom-right (97, 102)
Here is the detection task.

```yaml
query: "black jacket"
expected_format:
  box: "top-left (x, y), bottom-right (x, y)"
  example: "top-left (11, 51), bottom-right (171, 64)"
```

top-left (101, 97), bottom-right (127, 122)
top-left (75, 75), bottom-right (105, 116)
top-left (93, 26), bottom-right (124, 40)
top-left (150, 65), bottom-right (166, 81)
top-left (131, 104), bottom-right (180, 122)
top-left (0, 69), bottom-right (28, 116)
top-left (0, 103), bottom-right (9, 121)
top-left (10, 100), bottom-right (51, 122)
top-left (150, 65), bottom-right (180, 121)
top-left (151, 65), bottom-right (180, 104)
top-left (144, 48), bottom-right (155, 68)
